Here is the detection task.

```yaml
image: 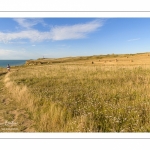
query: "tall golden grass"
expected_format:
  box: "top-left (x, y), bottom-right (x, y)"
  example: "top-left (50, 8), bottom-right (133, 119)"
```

top-left (3, 59), bottom-right (150, 132)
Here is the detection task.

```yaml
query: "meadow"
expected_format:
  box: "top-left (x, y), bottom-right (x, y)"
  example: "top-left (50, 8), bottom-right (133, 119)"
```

top-left (2, 53), bottom-right (150, 132)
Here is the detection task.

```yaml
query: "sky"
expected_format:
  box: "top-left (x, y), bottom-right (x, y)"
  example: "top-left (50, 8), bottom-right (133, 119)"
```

top-left (0, 18), bottom-right (150, 60)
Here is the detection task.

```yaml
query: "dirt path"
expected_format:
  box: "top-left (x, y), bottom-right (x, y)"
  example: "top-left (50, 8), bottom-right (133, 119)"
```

top-left (0, 71), bottom-right (35, 132)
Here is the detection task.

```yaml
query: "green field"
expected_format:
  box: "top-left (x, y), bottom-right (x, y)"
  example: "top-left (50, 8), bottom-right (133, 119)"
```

top-left (1, 53), bottom-right (150, 132)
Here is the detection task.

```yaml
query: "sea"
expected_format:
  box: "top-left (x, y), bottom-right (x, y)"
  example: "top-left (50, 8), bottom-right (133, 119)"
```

top-left (0, 60), bottom-right (27, 68)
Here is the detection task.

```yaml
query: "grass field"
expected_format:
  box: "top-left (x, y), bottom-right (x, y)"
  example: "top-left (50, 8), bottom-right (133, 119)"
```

top-left (1, 53), bottom-right (150, 132)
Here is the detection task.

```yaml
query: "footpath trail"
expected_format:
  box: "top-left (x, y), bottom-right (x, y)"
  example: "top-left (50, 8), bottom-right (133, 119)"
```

top-left (0, 70), bottom-right (35, 132)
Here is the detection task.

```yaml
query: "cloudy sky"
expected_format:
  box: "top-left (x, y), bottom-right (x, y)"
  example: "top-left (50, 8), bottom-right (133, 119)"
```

top-left (0, 18), bottom-right (150, 60)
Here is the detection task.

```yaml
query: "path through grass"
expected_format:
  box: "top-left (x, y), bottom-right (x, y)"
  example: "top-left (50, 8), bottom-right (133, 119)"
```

top-left (0, 68), bottom-right (35, 132)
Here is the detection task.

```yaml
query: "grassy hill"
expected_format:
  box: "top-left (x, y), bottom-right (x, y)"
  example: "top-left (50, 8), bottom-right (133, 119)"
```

top-left (1, 52), bottom-right (150, 132)
top-left (25, 52), bottom-right (150, 66)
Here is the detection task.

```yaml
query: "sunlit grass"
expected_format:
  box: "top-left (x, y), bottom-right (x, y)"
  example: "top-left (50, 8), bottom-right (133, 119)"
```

top-left (5, 62), bottom-right (150, 132)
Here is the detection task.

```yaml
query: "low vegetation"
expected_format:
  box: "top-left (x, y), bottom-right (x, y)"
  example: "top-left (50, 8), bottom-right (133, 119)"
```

top-left (1, 53), bottom-right (150, 132)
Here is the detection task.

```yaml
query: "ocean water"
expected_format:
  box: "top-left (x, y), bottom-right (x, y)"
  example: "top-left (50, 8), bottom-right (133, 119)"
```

top-left (0, 60), bottom-right (27, 68)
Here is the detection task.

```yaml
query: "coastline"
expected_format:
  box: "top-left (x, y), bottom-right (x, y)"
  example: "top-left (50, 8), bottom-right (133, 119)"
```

top-left (0, 60), bottom-right (27, 68)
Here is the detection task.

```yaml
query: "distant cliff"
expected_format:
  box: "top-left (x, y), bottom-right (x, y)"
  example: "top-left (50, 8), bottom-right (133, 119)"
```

top-left (25, 59), bottom-right (53, 66)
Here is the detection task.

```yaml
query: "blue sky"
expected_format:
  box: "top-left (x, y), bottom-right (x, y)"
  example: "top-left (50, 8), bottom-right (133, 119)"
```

top-left (0, 18), bottom-right (150, 60)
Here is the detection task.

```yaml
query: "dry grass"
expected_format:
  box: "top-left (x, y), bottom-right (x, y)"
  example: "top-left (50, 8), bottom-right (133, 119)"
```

top-left (3, 53), bottom-right (150, 132)
top-left (0, 69), bottom-right (34, 132)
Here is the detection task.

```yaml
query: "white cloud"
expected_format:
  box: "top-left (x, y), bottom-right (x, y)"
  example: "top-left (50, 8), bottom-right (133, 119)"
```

top-left (7, 41), bottom-right (27, 44)
top-left (0, 30), bottom-right (49, 43)
top-left (0, 49), bottom-right (15, 55)
top-left (0, 49), bottom-right (24, 59)
top-left (0, 49), bottom-right (35, 59)
top-left (13, 18), bottom-right (46, 29)
top-left (0, 20), bottom-right (104, 43)
top-left (128, 38), bottom-right (140, 42)
top-left (0, 49), bottom-right (26, 55)
top-left (50, 20), bottom-right (103, 40)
